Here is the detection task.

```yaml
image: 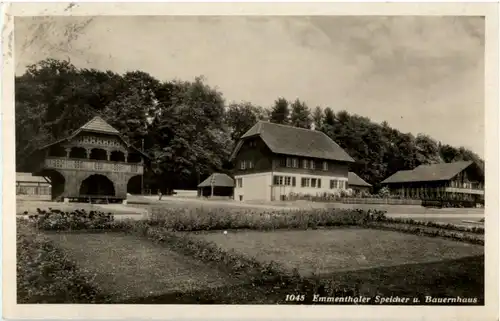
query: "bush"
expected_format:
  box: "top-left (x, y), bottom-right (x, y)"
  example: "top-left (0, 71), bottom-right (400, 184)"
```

top-left (381, 217), bottom-right (484, 234)
top-left (147, 207), bottom-right (373, 231)
top-left (17, 221), bottom-right (109, 303)
top-left (367, 221), bottom-right (484, 245)
top-left (25, 208), bottom-right (115, 231)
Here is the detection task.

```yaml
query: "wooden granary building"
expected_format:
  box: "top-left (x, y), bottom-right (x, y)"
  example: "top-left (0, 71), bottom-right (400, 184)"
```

top-left (26, 116), bottom-right (149, 203)
top-left (381, 161), bottom-right (484, 207)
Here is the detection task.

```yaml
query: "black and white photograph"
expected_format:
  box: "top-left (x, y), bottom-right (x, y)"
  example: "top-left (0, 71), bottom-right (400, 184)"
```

top-left (2, 2), bottom-right (499, 321)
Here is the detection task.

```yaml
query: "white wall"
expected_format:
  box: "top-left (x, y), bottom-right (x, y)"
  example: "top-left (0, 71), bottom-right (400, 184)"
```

top-left (234, 172), bottom-right (272, 201)
top-left (234, 171), bottom-right (348, 202)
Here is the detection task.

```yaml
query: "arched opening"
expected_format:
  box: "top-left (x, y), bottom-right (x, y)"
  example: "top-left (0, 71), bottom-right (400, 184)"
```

top-left (89, 148), bottom-right (107, 161)
top-left (39, 169), bottom-right (65, 201)
top-left (127, 175), bottom-right (142, 194)
top-left (128, 153), bottom-right (142, 163)
top-left (110, 150), bottom-right (126, 162)
top-left (79, 174), bottom-right (116, 197)
top-left (48, 145), bottom-right (66, 157)
top-left (69, 147), bottom-right (87, 159)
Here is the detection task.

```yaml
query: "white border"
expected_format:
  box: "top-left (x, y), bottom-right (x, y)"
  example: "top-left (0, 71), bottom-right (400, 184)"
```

top-left (2, 2), bottom-right (499, 320)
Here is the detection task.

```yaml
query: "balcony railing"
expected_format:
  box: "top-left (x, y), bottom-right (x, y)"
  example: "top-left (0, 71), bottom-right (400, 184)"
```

top-left (43, 157), bottom-right (143, 174)
top-left (444, 187), bottom-right (484, 195)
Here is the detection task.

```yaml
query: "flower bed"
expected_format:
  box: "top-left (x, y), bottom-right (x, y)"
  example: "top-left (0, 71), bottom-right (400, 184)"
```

top-left (24, 208), bottom-right (115, 231)
top-left (381, 217), bottom-right (484, 234)
top-left (17, 220), bottom-right (109, 303)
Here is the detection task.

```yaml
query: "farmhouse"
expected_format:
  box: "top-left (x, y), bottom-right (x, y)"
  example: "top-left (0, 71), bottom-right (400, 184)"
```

top-left (197, 173), bottom-right (235, 198)
top-left (24, 116), bottom-right (149, 203)
top-left (230, 121), bottom-right (355, 201)
top-left (16, 172), bottom-right (51, 196)
top-left (381, 161), bottom-right (484, 205)
top-left (348, 172), bottom-right (372, 194)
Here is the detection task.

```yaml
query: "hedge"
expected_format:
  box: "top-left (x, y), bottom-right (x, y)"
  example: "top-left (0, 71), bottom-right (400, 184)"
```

top-left (17, 220), bottom-right (110, 303)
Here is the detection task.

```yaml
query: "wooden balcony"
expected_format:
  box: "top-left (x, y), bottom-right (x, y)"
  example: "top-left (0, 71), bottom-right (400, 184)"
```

top-left (444, 187), bottom-right (484, 195)
top-left (43, 157), bottom-right (143, 174)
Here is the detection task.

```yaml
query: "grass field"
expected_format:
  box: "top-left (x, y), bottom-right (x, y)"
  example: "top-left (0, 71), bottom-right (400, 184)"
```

top-left (44, 232), bottom-right (242, 301)
top-left (191, 228), bottom-right (484, 276)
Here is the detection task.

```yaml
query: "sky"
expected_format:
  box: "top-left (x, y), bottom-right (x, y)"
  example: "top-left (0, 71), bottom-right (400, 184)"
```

top-left (14, 16), bottom-right (485, 156)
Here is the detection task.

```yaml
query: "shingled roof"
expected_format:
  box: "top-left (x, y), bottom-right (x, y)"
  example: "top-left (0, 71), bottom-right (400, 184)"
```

top-left (381, 161), bottom-right (480, 184)
top-left (231, 121), bottom-right (355, 162)
top-left (348, 172), bottom-right (372, 187)
top-left (79, 116), bottom-right (120, 134)
top-left (198, 173), bottom-right (235, 188)
top-left (36, 116), bottom-right (149, 159)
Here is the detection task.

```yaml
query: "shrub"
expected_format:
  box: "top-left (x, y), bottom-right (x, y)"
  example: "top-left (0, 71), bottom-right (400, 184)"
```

top-left (381, 217), bottom-right (484, 234)
top-left (17, 221), bottom-right (109, 303)
top-left (25, 208), bottom-right (115, 231)
top-left (147, 206), bottom-right (372, 231)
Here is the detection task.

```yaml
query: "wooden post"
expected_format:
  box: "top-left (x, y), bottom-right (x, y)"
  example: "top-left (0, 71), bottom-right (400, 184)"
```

top-left (210, 175), bottom-right (215, 198)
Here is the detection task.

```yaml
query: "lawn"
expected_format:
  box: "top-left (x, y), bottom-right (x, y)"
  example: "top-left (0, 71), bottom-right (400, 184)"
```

top-left (44, 232), bottom-right (242, 301)
top-left (191, 228), bottom-right (484, 276)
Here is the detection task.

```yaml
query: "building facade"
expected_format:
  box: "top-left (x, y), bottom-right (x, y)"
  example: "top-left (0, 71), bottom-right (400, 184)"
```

top-left (230, 121), bottom-right (355, 202)
top-left (25, 116), bottom-right (148, 203)
top-left (16, 172), bottom-right (51, 196)
top-left (381, 161), bottom-right (484, 206)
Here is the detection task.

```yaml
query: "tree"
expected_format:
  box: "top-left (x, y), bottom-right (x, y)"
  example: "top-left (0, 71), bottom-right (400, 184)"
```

top-left (290, 99), bottom-right (312, 129)
top-left (324, 107), bottom-right (335, 126)
top-left (312, 106), bottom-right (323, 130)
top-left (225, 102), bottom-right (266, 141)
top-left (269, 97), bottom-right (289, 124)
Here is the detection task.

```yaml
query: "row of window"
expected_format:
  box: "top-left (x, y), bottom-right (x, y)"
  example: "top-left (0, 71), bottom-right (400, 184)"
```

top-left (239, 158), bottom-right (330, 171)
top-left (234, 175), bottom-right (347, 189)
top-left (280, 158), bottom-right (329, 171)
top-left (239, 160), bottom-right (254, 170)
top-left (273, 175), bottom-right (347, 189)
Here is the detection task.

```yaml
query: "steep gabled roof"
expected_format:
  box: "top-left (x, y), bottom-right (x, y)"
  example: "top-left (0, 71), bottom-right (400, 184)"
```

top-left (348, 172), bottom-right (372, 187)
top-left (36, 116), bottom-right (150, 159)
top-left (197, 173), bottom-right (234, 188)
top-left (78, 116), bottom-right (120, 134)
top-left (231, 121), bottom-right (355, 162)
top-left (381, 161), bottom-right (479, 184)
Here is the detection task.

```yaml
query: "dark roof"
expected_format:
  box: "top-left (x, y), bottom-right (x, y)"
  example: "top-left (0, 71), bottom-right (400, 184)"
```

top-left (231, 121), bottom-right (354, 162)
top-left (16, 172), bottom-right (50, 184)
top-left (198, 173), bottom-right (235, 188)
top-left (381, 161), bottom-right (478, 184)
top-left (348, 172), bottom-right (372, 187)
top-left (36, 116), bottom-right (150, 159)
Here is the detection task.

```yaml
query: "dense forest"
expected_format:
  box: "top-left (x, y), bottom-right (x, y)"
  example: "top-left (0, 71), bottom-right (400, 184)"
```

top-left (15, 59), bottom-right (484, 193)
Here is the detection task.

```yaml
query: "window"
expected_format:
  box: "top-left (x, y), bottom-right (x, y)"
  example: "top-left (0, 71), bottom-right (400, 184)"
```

top-left (311, 178), bottom-right (317, 188)
top-left (240, 160), bottom-right (246, 170)
top-left (339, 181), bottom-right (346, 189)
top-left (279, 158), bottom-right (286, 167)
top-left (292, 158), bottom-right (299, 168)
top-left (248, 160), bottom-right (254, 169)
top-left (249, 141), bottom-right (256, 147)
top-left (237, 178), bottom-right (243, 188)
top-left (273, 176), bottom-right (284, 185)
top-left (310, 160), bottom-right (315, 169)
top-left (302, 159), bottom-right (308, 169)
top-left (330, 180), bottom-right (338, 189)
top-left (322, 161), bottom-right (328, 171)
top-left (285, 177), bottom-right (292, 186)
top-left (301, 178), bottom-right (310, 187)
top-left (318, 178), bottom-right (322, 188)
top-left (286, 158), bottom-right (292, 167)
top-left (292, 177), bottom-right (296, 187)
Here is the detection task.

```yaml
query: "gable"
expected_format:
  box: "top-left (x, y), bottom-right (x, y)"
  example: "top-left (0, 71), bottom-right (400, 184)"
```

top-left (231, 121), bottom-right (355, 162)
